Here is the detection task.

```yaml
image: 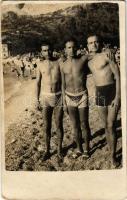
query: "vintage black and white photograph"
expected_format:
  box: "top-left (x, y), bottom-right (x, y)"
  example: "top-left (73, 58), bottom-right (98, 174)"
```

top-left (2, 1), bottom-right (122, 171)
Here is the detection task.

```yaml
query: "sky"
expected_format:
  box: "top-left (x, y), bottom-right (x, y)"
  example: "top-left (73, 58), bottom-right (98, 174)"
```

top-left (2, 2), bottom-right (82, 16)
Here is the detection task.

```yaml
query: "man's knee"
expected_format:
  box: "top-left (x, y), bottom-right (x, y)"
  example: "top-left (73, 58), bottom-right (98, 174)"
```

top-left (80, 120), bottom-right (88, 130)
top-left (107, 120), bottom-right (114, 130)
top-left (56, 123), bottom-right (63, 133)
top-left (44, 121), bottom-right (51, 132)
top-left (72, 125), bottom-right (80, 136)
top-left (101, 119), bottom-right (107, 129)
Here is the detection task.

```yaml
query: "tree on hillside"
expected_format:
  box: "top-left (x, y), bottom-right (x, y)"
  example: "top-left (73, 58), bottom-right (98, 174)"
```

top-left (2, 3), bottom-right (119, 55)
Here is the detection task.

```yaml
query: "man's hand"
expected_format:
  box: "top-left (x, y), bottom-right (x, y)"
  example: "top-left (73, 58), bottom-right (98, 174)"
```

top-left (35, 100), bottom-right (42, 111)
top-left (105, 49), bottom-right (114, 61)
top-left (62, 94), bottom-right (69, 115)
top-left (111, 96), bottom-right (120, 112)
top-left (64, 105), bottom-right (69, 115)
top-left (63, 101), bottom-right (69, 115)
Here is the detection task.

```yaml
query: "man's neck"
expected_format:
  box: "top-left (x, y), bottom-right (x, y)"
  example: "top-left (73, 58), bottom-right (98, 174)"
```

top-left (90, 49), bottom-right (101, 55)
top-left (67, 55), bottom-right (76, 60)
top-left (44, 57), bottom-right (50, 61)
top-left (90, 51), bottom-right (97, 56)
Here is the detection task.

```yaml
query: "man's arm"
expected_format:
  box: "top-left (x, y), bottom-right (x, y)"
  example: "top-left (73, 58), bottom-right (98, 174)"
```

top-left (59, 62), bottom-right (68, 113)
top-left (36, 66), bottom-right (42, 102)
top-left (109, 58), bottom-right (120, 106)
top-left (59, 63), bottom-right (65, 102)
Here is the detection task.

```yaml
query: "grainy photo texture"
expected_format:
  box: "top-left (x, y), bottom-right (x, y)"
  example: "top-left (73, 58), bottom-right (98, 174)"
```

top-left (2, 2), bottom-right (122, 171)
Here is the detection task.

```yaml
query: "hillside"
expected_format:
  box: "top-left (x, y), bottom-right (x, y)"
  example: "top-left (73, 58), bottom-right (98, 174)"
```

top-left (2, 3), bottom-right (119, 55)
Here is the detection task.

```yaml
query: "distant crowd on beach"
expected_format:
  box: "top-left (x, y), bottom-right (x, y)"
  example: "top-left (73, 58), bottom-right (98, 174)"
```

top-left (2, 43), bottom-right (120, 80)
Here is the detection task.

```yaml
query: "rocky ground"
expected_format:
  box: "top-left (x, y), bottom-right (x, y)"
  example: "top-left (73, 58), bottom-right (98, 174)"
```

top-left (5, 76), bottom-right (122, 171)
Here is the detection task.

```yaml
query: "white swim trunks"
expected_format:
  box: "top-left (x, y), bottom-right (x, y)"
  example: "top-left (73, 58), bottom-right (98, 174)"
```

top-left (40, 91), bottom-right (62, 107)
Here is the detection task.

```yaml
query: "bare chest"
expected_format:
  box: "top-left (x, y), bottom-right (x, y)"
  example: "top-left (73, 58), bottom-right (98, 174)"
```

top-left (39, 61), bottom-right (59, 76)
top-left (63, 59), bottom-right (84, 75)
top-left (88, 54), bottom-right (108, 72)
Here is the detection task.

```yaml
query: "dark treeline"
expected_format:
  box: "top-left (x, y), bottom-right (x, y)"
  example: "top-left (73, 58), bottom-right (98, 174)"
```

top-left (2, 3), bottom-right (119, 55)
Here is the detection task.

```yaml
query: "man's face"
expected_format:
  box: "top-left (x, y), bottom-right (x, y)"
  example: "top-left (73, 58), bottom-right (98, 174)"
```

top-left (17, 55), bottom-right (20, 60)
top-left (65, 41), bottom-right (76, 57)
top-left (41, 45), bottom-right (50, 59)
top-left (87, 36), bottom-right (100, 53)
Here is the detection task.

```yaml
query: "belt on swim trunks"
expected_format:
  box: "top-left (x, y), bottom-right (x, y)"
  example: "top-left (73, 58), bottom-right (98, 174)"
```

top-left (65, 90), bottom-right (87, 97)
top-left (65, 90), bottom-right (88, 101)
top-left (41, 91), bottom-right (61, 96)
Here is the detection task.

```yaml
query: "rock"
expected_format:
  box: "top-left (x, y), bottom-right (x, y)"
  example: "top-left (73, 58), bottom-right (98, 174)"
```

top-left (24, 126), bottom-right (29, 129)
top-left (95, 161), bottom-right (101, 170)
top-left (25, 108), bottom-right (28, 112)
top-left (22, 124), bottom-right (27, 129)
top-left (32, 152), bottom-right (41, 161)
top-left (89, 166), bottom-right (94, 170)
top-left (37, 145), bottom-right (44, 152)
top-left (32, 128), bottom-right (39, 135)
top-left (32, 120), bottom-right (37, 124)
top-left (7, 138), bottom-right (17, 145)
top-left (38, 135), bottom-right (43, 139)
top-left (36, 114), bottom-right (42, 120)
top-left (22, 163), bottom-right (33, 171)
top-left (30, 111), bottom-right (35, 116)
top-left (39, 123), bottom-right (43, 127)
top-left (23, 151), bottom-right (32, 159)
top-left (15, 147), bottom-right (25, 156)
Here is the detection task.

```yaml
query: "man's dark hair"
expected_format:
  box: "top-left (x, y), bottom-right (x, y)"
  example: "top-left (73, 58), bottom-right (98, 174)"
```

top-left (41, 42), bottom-right (50, 48)
top-left (41, 42), bottom-right (54, 53)
top-left (64, 37), bottom-right (78, 47)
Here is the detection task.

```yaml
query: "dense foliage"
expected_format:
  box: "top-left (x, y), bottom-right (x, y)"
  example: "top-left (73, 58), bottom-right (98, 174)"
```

top-left (2, 3), bottom-right (119, 55)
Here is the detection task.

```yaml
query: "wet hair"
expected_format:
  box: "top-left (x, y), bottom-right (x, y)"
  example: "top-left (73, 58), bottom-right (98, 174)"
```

top-left (41, 42), bottom-right (50, 48)
top-left (64, 37), bottom-right (78, 48)
top-left (41, 42), bottom-right (54, 52)
top-left (87, 34), bottom-right (101, 43)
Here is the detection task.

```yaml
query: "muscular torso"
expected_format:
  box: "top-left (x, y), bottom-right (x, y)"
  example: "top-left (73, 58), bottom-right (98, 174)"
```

top-left (88, 53), bottom-right (114, 86)
top-left (38, 59), bottom-right (61, 93)
top-left (61, 56), bottom-right (88, 93)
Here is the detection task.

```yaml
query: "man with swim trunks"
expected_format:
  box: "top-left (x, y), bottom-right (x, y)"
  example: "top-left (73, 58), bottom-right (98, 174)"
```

top-left (36, 43), bottom-right (63, 161)
top-left (87, 35), bottom-right (120, 167)
top-left (60, 39), bottom-right (91, 158)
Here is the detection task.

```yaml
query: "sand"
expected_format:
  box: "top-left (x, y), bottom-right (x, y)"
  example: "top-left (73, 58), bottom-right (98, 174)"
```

top-left (5, 75), bottom-right (122, 171)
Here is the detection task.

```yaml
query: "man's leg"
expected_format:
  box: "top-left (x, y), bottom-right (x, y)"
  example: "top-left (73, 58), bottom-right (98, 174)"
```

top-left (79, 106), bottom-right (90, 156)
top-left (107, 105), bottom-right (119, 166)
top-left (97, 106), bottom-right (112, 153)
top-left (54, 106), bottom-right (64, 157)
top-left (68, 106), bottom-right (83, 153)
top-left (42, 106), bottom-right (53, 160)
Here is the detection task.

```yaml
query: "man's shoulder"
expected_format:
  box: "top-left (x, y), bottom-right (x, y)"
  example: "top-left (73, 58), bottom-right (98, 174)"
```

top-left (37, 60), bottom-right (44, 71)
top-left (58, 57), bottom-right (67, 68)
top-left (80, 54), bottom-right (89, 61)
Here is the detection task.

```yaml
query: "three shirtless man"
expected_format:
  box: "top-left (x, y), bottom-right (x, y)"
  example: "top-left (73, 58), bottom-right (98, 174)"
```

top-left (36, 36), bottom-right (120, 167)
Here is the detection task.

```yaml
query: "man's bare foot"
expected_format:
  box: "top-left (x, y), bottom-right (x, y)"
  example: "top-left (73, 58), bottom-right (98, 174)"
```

top-left (112, 157), bottom-right (120, 168)
top-left (57, 153), bottom-right (64, 163)
top-left (72, 150), bottom-right (82, 159)
top-left (82, 151), bottom-right (90, 159)
top-left (42, 151), bottom-right (51, 161)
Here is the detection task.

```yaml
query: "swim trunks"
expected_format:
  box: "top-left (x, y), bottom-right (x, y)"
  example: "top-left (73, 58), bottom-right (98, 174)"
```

top-left (96, 83), bottom-right (116, 106)
top-left (40, 91), bottom-right (62, 107)
top-left (65, 90), bottom-right (88, 108)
